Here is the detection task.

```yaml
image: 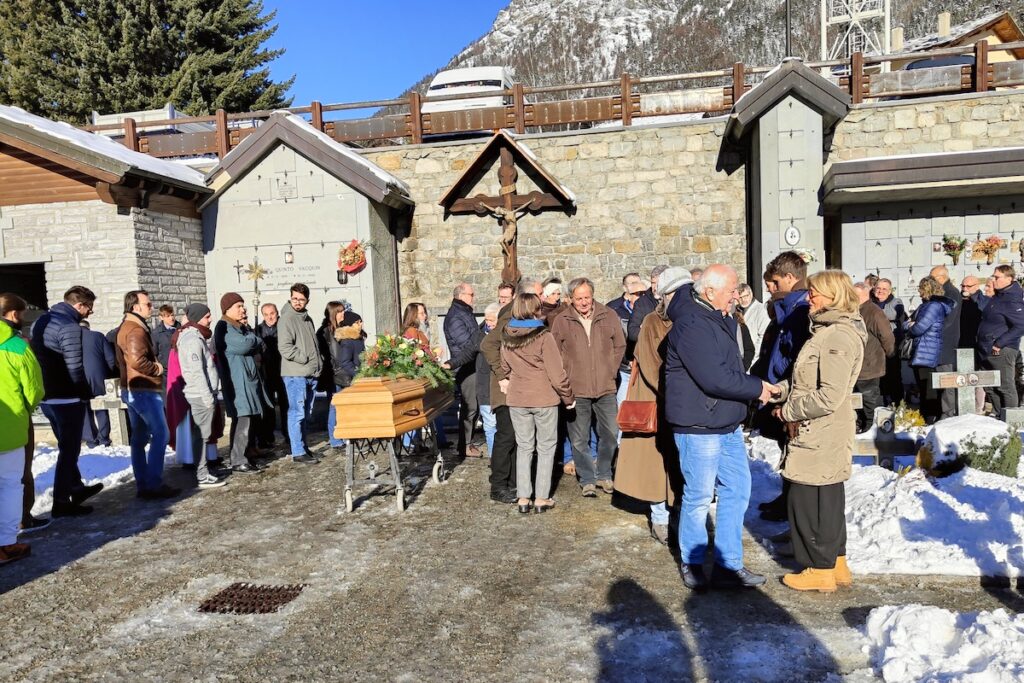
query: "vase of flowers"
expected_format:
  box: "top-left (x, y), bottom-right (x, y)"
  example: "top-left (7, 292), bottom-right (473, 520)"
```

top-left (338, 239), bottom-right (368, 275)
top-left (942, 234), bottom-right (968, 266)
top-left (974, 235), bottom-right (1006, 265)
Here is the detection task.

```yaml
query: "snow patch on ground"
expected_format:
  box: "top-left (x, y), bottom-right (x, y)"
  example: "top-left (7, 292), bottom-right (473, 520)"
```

top-left (865, 604), bottom-right (1024, 682)
top-left (923, 414), bottom-right (1010, 464)
top-left (746, 435), bottom-right (1024, 577)
top-left (31, 442), bottom-right (175, 515)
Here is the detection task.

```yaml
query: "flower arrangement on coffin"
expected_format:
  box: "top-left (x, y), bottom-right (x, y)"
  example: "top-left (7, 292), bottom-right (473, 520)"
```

top-left (357, 334), bottom-right (454, 390)
top-left (973, 235), bottom-right (1006, 265)
top-left (338, 239), bottom-right (368, 275)
top-left (941, 234), bottom-right (968, 266)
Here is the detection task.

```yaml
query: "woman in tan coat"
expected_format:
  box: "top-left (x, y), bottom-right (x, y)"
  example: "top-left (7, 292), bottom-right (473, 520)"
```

top-left (613, 267), bottom-right (691, 544)
top-left (771, 270), bottom-right (865, 593)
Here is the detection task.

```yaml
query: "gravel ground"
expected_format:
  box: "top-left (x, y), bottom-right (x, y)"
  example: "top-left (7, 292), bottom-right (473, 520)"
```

top-left (1, 438), bottom-right (1022, 683)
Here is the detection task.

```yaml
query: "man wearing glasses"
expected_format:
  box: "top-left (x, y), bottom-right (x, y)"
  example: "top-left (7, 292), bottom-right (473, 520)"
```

top-left (278, 283), bottom-right (322, 464)
top-left (30, 286), bottom-right (105, 516)
top-left (977, 265), bottom-right (1024, 416)
top-left (444, 282), bottom-right (484, 458)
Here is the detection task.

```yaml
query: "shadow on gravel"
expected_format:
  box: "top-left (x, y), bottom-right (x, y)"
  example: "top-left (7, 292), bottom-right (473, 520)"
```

top-left (0, 467), bottom-right (199, 596)
top-left (593, 578), bottom-right (692, 682)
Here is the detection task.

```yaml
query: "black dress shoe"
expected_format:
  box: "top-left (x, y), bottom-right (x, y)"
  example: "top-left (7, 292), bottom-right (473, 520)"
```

top-left (291, 454), bottom-right (319, 464)
top-left (52, 502), bottom-right (93, 517)
top-left (710, 565), bottom-right (767, 588)
top-left (679, 563), bottom-right (709, 590)
top-left (489, 489), bottom-right (517, 504)
top-left (231, 463), bottom-right (261, 474)
top-left (71, 483), bottom-right (104, 506)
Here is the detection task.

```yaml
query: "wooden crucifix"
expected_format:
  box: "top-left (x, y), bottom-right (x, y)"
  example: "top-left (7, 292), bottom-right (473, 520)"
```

top-left (439, 130), bottom-right (576, 285)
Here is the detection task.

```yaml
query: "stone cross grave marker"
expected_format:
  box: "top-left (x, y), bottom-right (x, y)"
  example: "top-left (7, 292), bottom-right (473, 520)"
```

top-left (931, 348), bottom-right (1000, 417)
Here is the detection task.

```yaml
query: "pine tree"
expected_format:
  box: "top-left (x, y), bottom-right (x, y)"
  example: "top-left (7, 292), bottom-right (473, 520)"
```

top-left (164, 0), bottom-right (294, 115)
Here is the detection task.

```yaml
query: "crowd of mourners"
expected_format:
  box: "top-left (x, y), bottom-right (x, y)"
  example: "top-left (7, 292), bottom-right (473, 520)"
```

top-left (2, 251), bottom-right (1023, 593)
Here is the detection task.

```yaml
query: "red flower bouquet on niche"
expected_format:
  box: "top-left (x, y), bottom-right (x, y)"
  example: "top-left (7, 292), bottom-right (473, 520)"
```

top-left (338, 240), bottom-right (368, 274)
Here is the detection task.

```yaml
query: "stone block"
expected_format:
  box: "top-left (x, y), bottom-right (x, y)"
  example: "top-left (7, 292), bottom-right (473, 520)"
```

top-left (692, 235), bottom-right (714, 253)
top-left (613, 240), bottom-right (642, 254)
top-left (893, 109), bottom-right (916, 129)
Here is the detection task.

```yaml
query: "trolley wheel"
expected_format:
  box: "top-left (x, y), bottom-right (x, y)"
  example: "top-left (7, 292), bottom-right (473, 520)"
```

top-left (432, 461), bottom-right (444, 484)
top-left (396, 487), bottom-right (406, 512)
top-left (344, 489), bottom-right (354, 513)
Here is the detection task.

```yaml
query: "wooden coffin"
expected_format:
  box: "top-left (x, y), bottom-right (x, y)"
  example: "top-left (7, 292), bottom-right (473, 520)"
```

top-left (331, 377), bottom-right (454, 439)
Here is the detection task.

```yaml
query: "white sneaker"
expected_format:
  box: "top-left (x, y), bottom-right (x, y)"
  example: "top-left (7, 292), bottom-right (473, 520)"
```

top-left (198, 474), bottom-right (227, 489)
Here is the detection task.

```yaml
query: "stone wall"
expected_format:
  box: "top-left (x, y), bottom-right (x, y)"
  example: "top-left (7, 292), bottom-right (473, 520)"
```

top-left (364, 121), bottom-right (747, 312)
top-left (133, 208), bottom-right (207, 316)
top-left (830, 90), bottom-right (1024, 164)
top-left (0, 200), bottom-right (138, 331)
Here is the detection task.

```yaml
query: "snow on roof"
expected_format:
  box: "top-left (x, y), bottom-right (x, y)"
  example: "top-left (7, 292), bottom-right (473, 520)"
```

top-left (285, 113), bottom-right (411, 196)
top-left (0, 104), bottom-right (206, 188)
top-left (902, 11), bottom-right (1008, 53)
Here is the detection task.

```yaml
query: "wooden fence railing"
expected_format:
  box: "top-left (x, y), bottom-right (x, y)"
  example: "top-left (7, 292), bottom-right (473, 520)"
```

top-left (82, 40), bottom-right (1024, 158)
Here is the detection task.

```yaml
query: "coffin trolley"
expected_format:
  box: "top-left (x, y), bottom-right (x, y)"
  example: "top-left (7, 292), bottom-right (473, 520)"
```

top-left (331, 377), bottom-right (454, 512)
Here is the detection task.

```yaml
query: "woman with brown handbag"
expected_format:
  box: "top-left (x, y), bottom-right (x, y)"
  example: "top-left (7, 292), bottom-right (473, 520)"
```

top-left (614, 267), bottom-right (692, 544)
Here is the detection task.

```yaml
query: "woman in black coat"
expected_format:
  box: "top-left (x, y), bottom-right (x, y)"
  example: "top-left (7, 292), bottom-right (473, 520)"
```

top-left (325, 309), bottom-right (365, 447)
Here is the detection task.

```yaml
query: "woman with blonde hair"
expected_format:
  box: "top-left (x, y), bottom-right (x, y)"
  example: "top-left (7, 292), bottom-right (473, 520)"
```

top-left (902, 276), bottom-right (953, 422)
top-left (770, 269), bottom-right (865, 592)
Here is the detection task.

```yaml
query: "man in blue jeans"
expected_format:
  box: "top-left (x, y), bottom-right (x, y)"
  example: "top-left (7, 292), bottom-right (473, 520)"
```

top-left (664, 264), bottom-right (776, 590)
top-left (115, 290), bottom-right (178, 499)
top-left (278, 283), bottom-right (321, 464)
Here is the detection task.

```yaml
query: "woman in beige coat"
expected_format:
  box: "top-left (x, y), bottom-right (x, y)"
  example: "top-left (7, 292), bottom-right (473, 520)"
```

top-left (771, 270), bottom-right (865, 593)
top-left (613, 267), bottom-right (690, 544)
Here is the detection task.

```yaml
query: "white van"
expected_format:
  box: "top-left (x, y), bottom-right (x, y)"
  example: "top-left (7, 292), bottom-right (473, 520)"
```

top-left (421, 66), bottom-right (514, 114)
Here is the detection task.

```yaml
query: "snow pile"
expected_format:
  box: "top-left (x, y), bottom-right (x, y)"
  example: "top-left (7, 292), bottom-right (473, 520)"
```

top-left (922, 414), bottom-right (1010, 465)
top-left (865, 604), bottom-right (1024, 682)
top-left (31, 443), bottom-right (175, 514)
top-left (747, 435), bottom-right (783, 469)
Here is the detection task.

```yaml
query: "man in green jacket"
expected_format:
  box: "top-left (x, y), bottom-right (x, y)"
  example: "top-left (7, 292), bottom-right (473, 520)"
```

top-left (0, 293), bottom-right (44, 565)
top-left (277, 283), bottom-right (321, 464)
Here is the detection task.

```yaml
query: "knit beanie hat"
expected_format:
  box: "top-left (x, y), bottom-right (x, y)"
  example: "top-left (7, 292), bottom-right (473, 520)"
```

top-left (657, 267), bottom-right (693, 297)
top-left (220, 292), bottom-right (244, 314)
top-left (185, 303), bottom-right (211, 323)
top-left (341, 310), bottom-right (362, 327)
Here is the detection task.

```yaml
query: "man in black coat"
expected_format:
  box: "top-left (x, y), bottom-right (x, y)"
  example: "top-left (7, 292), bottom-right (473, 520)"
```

top-left (626, 265), bottom-right (669, 347)
top-left (81, 321), bottom-right (117, 448)
top-left (256, 303), bottom-right (288, 445)
top-left (977, 266), bottom-right (1024, 415)
top-left (151, 304), bottom-right (179, 377)
top-left (444, 282), bottom-right (485, 458)
top-left (930, 266), bottom-right (962, 419)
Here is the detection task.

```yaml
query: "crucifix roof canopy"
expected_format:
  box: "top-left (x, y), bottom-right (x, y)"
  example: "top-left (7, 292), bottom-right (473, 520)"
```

top-left (438, 130), bottom-right (575, 214)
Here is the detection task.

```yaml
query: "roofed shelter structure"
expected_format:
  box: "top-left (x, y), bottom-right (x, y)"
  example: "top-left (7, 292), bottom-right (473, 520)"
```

top-left (717, 59), bottom-right (851, 294)
top-left (0, 105), bottom-right (210, 330)
top-left (201, 112), bottom-right (414, 335)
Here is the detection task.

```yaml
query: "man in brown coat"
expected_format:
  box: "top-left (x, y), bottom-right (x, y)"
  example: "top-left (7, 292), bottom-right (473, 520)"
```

top-left (481, 277), bottom-right (542, 504)
top-left (854, 282), bottom-right (895, 431)
top-left (116, 290), bottom-right (177, 499)
top-left (550, 277), bottom-right (626, 496)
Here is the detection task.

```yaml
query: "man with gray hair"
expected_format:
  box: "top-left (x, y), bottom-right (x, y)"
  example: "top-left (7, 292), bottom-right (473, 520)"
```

top-left (444, 282), bottom-right (484, 458)
top-left (666, 264), bottom-right (774, 589)
top-left (480, 277), bottom-right (543, 503)
top-left (551, 277), bottom-right (626, 496)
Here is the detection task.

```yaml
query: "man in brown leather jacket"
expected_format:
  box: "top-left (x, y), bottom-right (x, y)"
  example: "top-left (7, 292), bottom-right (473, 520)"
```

top-left (116, 290), bottom-right (178, 500)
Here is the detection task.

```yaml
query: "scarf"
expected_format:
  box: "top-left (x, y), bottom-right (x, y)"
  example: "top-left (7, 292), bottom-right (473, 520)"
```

top-left (508, 318), bottom-right (545, 329)
top-left (171, 321), bottom-right (212, 350)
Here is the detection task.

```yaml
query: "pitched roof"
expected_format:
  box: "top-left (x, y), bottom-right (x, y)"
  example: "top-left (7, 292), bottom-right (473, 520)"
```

top-left (438, 129), bottom-right (575, 212)
top-left (902, 11), bottom-right (1023, 54)
top-left (0, 104), bottom-right (207, 191)
top-left (717, 58), bottom-right (852, 173)
top-left (202, 112), bottom-right (413, 210)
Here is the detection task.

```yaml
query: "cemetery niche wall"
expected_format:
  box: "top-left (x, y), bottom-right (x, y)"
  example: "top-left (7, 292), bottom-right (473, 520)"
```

top-left (824, 147), bottom-right (1024, 306)
top-left (201, 113), bottom-right (414, 336)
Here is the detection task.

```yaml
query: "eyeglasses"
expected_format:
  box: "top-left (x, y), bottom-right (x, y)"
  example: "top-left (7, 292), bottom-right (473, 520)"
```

top-left (291, 296), bottom-right (307, 303)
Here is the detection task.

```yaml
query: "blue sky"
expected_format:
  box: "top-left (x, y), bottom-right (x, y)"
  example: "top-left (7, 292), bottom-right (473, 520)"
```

top-left (264, 1), bottom-right (508, 110)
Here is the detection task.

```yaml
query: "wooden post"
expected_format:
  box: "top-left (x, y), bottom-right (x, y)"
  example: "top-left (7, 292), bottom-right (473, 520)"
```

top-left (513, 83), bottom-right (526, 134)
top-left (620, 72), bottom-right (633, 126)
top-left (311, 100), bottom-right (324, 131)
top-left (215, 108), bottom-right (229, 158)
top-left (122, 117), bottom-right (139, 152)
top-left (974, 40), bottom-right (990, 92)
top-left (408, 92), bottom-right (423, 144)
top-left (850, 51), bottom-right (864, 105)
top-left (732, 62), bottom-right (745, 105)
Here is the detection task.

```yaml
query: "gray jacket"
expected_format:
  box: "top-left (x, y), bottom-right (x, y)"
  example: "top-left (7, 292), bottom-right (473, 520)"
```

top-left (278, 302), bottom-right (322, 378)
top-left (177, 326), bottom-right (218, 404)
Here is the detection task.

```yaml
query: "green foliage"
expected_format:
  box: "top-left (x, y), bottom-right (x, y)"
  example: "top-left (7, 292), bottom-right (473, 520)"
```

top-left (356, 334), bottom-right (454, 390)
top-left (955, 427), bottom-right (1023, 478)
top-left (0, 0), bottom-right (292, 122)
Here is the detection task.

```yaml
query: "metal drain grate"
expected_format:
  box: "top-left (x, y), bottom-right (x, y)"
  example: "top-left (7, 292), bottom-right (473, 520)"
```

top-left (198, 582), bottom-right (307, 615)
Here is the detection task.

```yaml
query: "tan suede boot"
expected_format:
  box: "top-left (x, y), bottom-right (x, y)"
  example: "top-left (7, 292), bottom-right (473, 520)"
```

top-left (782, 567), bottom-right (837, 593)
top-left (834, 556), bottom-right (853, 587)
